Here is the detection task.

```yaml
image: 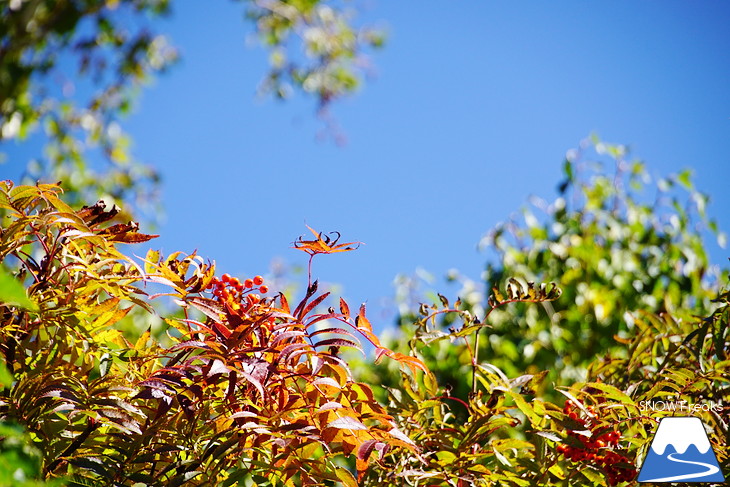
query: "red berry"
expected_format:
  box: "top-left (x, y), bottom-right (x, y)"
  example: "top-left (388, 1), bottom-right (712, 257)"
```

top-left (253, 275), bottom-right (264, 286)
top-left (221, 273), bottom-right (231, 283)
top-left (259, 285), bottom-right (269, 294)
top-left (244, 278), bottom-right (254, 289)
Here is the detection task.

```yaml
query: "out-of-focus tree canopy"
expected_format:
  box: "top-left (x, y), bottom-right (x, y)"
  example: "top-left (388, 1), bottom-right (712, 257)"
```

top-left (363, 136), bottom-right (729, 403)
top-left (0, 0), bottom-right (383, 220)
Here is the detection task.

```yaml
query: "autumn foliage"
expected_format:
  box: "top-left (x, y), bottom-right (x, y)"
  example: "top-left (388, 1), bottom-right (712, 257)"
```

top-left (1, 175), bottom-right (728, 487)
top-left (0, 181), bottom-right (422, 485)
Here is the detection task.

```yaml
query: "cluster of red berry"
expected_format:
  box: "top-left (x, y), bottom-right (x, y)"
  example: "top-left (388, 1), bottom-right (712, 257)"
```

top-left (206, 273), bottom-right (269, 312)
top-left (556, 401), bottom-right (637, 485)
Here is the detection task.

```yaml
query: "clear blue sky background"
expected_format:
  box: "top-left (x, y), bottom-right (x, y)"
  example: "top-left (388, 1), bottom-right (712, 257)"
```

top-left (5, 1), bottom-right (730, 329)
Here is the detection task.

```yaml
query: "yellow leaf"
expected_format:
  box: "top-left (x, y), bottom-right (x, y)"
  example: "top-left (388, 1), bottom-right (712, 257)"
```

top-left (94, 329), bottom-right (127, 347)
top-left (336, 467), bottom-right (357, 487)
top-left (135, 327), bottom-right (151, 351)
top-left (507, 391), bottom-right (544, 426)
top-left (144, 249), bottom-right (160, 274)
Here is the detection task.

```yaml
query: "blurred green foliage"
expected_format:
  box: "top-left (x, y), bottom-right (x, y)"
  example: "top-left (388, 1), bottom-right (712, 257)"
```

top-left (353, 137), bottom-right (729, 485)
top-left (360, 284), bottom-right (729, 485)
top-left (478, 137), bottom-right (727, 382)
top-left (1, 0), bottom-right (384, 221)
top-left (1, 0), bottom-right (175, 221)
top-left (1, 141), bottom-right (727, 485)
top-left (245, 0), bottom-right (385, 105)
top-left (0, 421), bottom-right (63, 486)
top-left (362, 136), bottom-right (728, 404)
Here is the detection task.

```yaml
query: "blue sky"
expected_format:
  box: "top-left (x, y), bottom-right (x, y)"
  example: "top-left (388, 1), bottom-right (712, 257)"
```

top-left (5, 1), bottom-right (730, 330)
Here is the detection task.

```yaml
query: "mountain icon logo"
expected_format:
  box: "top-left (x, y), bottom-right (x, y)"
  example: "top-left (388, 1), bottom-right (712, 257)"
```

top-left (638, 416), bottom-right (725, 483)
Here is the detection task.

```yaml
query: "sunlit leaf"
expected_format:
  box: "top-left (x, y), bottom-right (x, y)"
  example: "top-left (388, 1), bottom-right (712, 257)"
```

top-left (0, 266), bottom-right (38, 311)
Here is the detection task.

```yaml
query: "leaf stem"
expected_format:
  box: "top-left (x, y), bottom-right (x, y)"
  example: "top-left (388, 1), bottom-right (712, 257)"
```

top-left (472, 327), bottom-right (480, 395)
top-left (47, 417), bottom-right (98, 474)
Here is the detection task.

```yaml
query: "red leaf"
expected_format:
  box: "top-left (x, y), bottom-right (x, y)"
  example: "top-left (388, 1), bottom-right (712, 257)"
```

top-left (293, 280), bottom-right (319, 318)
top-left (212, 321), bottom-right (231, 339)
top-left (326, 416), bottom-right (367, 430)
top-left (310, 328), bottom-right (359, 340)
top-left (188, 297), bottom-right (224, 324)
top-left (297, 292), bottom-right (330, 320)
top-left (357, 439), bottom-right (380, 461)
top-left (271, 330), bottom-right (306, 347)
top-left (178, 319), bottom-right (217, 337)
top-left (279, 343), bottom-right (311, 362)
top-left (313, 337), bottom-right (361, 350)
top-left (170, 340), bottom-right (210, 351)
top-left (206, 359), bottom-right (231, 377)
top-left (238, 371), bottom-right (265, 399)
top-left (138, 380), bottom-right (176, 393)
top-left (303, 312), bottom-right (340, 327)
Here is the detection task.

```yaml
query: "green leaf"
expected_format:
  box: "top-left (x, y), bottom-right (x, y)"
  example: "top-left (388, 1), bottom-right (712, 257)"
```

top-left (0, 266), bottom-right (38, 311)
top-left (0, 359), bottom-right (13, 387)
top-left (563, 159), bottom-right (574, 182)
top-left (584, 382), bottom-right (634, 404)
top-left (506, 391), bottom-right (544, 426)
top-left (676, 169), bottom-right (693, 189)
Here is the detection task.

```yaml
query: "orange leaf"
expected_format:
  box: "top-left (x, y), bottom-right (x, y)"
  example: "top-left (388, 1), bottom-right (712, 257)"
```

top-left (356, 304), bottom-right (373, 333)
top-left (293, 225), bottom-right (361, 256)
top-left (339, 297), bottom-right (351, 320)
top-left (277, 292), bottom-right (291, 314)
top-left (356, 458), bottom-right (369, 482)
top-left (375, 349), bottom-right (429, 375)
top-left (341, 436), bottom-right (358, 456)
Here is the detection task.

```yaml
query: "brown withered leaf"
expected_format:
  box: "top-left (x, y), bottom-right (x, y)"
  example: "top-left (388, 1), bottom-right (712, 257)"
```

top-left (101, 221), bottom-right (158, 243)
top-left (108, 232), bottom-right (159, 244)
top-left (77, 200), bottom-right (120, 226)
